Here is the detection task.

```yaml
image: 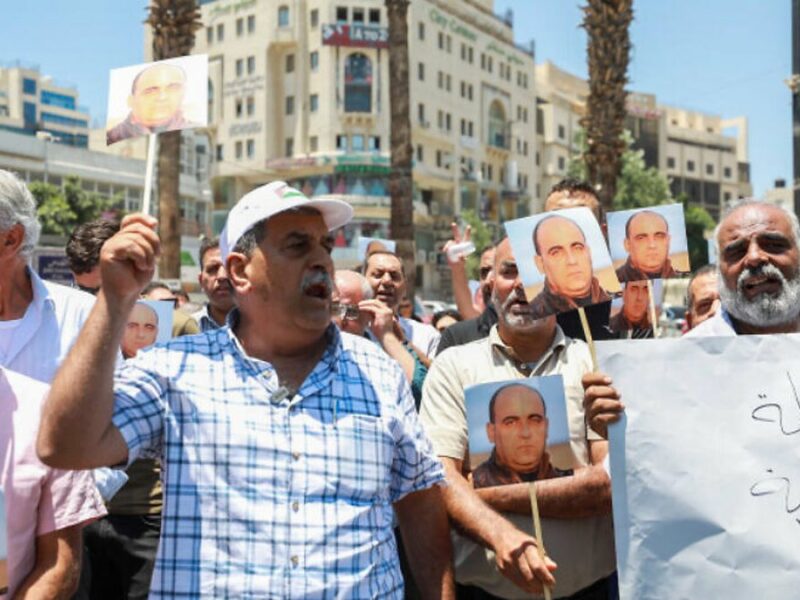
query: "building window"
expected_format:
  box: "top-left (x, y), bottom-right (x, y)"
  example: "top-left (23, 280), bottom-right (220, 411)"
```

top-left (285, 137), bottom-right (294, 156)
top-left (436, 150), bottom-right (443, 168)
top-left (310, 9), bottom-right (319, 27)
top-left (246, 139), bottom-right (255, 158)
top-left (416, 145), bottom-right (423, 162)
top-left (206, 27), bottom-right (213, 44)
top-left (41, 90), bottom-right (76, 110)
top-left (235, 99), bottom-right (243, 118)
top-left (286, 54), bottom-right (295, 73)
top-left (248, 15), bottom-right (255, 33)
top-left (236, 58), bottom-right (244, 78)
top-left (446, 35), bottom-right (452, 53)
top-left (468, 121), bottom-right (474, 137)
top-left (487, 56), bottom-right (493, 73)
top-left (536, 152), bottom-right (540, 166)
top-left (369, 9), bottom-right (380, 24)
top-left (418, 22), bottom-right (425, 40)
top-left (481, 54), bottom-right (486, 69)
top-left (278, 5), bottom-right (289, 27)
top-left (446, 74), bottom-right (451, 92)
top-left (344, 53), bottom-right (372, 112)
top-left (418, 62), bottom-right (425, 81)
top-left (236, 17), bottom-right (244, 36)
top-left (246, 96), bottom-right (255, 116)
top-left (351, 134), bottom-right (365, 151)
top-left (488, 101), bottom-right (506, 148)
top-left (336, 134), bottom-right (347, 150)
top-left (558, 124), bottom-right (565, 140)
top-left (310, 136), bottom-right (318, 152)
top-left (352, 7), bottom-right (364, 22)
top-left (369, 136), bottom-right (380, 151)
top-left (337, 6), bottom-right (348, 23)
top-left (438, 32), bottom-right (444, 50)
top-left (310, 94), bottom-right (319, 112)
top-left (558, 156), bottom-right (566, 171)
top-left (216, 23), bottom-right (224, 41)
top-left (724, 166), bottom-right (732, 178)
top-left (216, 144), bottom-right (223, 161)
top-left (418, 103), bottom-right (426, 124)
top-left (724, 191), bottom-right (732, 201)
top-left (310, 51), bottom-right (319, 71)
top-left (667, 157), bottom-right (676, 169)
top-left (706, 164), bottom-right (714, 175)
top-left (235, 141), bottom-right (243, 159)
top-left (437, 71), bottom-right (443, 89)
top-left (285, 96), bottom-right (295, 115)
top-left (445, 113), bottom-right (451, 132)
top-left (437, 110), bottom-right (444, 130)
top-left (23, 102), bottom-right (36, 128)
top-left (247, 56), bottom-right (256, 74)
top-left (687, 160), bottom-right (695, 172)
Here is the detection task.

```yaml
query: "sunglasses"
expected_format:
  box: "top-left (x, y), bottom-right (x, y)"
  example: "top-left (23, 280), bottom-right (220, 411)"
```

top-left (332, 302), bottom-right (361, 321)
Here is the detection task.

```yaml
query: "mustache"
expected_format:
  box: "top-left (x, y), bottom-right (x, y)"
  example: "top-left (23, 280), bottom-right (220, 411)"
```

top-left (736, 263), bottom-right (788, 293)
top-left (301, 270), bottom-right (334, 295)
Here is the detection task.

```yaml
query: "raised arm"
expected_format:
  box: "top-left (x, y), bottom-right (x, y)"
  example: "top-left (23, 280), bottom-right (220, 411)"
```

top-left (442, 223), bottom-right (480, 320)
top-left (37, 214), bottom-right (160, 470)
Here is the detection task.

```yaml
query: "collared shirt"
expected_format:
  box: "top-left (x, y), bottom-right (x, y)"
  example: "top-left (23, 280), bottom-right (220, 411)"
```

top-left (0, 268), bottom-right (95, 383)
top-left (191, 304), bottom-right (223, 333)
top-left (0, 367), bottom-right (105, 599)
top-left (112, 321), bottom-right (444, 598)
top-left (399, 316), bottom-right (440, 357)
top-left (419, 324), bottom-right (615, 599)
top-left (685, 307), bottom-right (737, 337)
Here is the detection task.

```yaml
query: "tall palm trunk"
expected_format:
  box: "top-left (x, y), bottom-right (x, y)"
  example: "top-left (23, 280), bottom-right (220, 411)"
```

top-left (146, 0), bottom-right (202, 278)
top-left (581, 0), bottom-right (633, 213)
top-left (385, 0), bottom-right (416, 296)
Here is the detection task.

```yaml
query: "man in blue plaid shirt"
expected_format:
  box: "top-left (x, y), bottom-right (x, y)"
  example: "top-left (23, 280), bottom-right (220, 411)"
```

top-left (38, 181), bottom-right (455, 598)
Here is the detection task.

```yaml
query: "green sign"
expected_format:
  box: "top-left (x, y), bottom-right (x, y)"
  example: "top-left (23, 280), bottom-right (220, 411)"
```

top-left (486, 41), bottom-right (526, 66)
top-left (429, 8), bottom-right (478, 42)
top-left (208, 0), bottom-right (257, 22)
top-left (334, 164), bottom-right (391, 175)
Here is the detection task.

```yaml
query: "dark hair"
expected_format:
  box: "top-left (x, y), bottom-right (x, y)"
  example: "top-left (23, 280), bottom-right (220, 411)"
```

top-left (432, 309), bottom-right (462, 328)
top-left (624, 210), bottom-right (669, 239)
top-left (232, 218), bottom-right (268, 257)
top-left (199, 236), bottom-right (220, 269)
top-left (532, 214), bottom-right (586, 255)
top-left (142, 281), bottom-right (172, 296)
top-left (488, 383), bottom-right (546, 423)
top-left (65, 219), bottom-right (120, 274)
top-left (131, 63), bottom-right (186, 95)
top-left (685, 264), bottom-right (717, 310)
top-left (548, 178), bottom-right (598, 199)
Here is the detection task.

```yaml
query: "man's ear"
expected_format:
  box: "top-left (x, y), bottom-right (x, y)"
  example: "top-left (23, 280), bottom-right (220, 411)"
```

top-left (623, 237), bottom-right (630, 254)
top-left (486, 423), bottom-right (496, 444)
top-left (534, 254), bottom-right (544, 275)
top-left (0, 224), bottom-right (25, 257)
top-left (226, 253), bottom-right (251, 295)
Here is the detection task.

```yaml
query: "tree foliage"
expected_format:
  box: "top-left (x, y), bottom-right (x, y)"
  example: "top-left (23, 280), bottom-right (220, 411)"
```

top-left (460, 209), bottom-right (493, 280)
top-left (29, 176), bottom-right (122, 236)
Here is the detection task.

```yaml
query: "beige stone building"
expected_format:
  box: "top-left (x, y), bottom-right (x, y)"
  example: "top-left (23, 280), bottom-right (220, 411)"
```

top-left (186, 0), bottom-right (537, 294)
top-left (535, 61), bottom-right (752, 221)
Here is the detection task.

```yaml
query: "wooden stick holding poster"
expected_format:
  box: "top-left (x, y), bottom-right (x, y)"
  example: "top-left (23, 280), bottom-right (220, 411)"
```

top-left (578, 307), bottom-right (598, 370)
top-left (141, 134), bottom-right (157, 216)
top-left (528, 483), bottom-right (552, 600)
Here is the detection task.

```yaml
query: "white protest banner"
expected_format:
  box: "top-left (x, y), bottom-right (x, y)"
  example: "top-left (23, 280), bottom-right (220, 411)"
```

top-left (598, 334), bottom-right (800, 599)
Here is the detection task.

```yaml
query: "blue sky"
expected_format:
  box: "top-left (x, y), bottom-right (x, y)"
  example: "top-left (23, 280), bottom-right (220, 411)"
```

top-left (0, 1), bottom-right (790, 196)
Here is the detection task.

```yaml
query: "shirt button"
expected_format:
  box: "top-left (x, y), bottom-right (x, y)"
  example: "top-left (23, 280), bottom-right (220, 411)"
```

top-left (292, 452), bottom-right (301, 461)
top-left (292, 501), bottom-right (300, 512)
top-left (291, 555), bottom-right (299, 567)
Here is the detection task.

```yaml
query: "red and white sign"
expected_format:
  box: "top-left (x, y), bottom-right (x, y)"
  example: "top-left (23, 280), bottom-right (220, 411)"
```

top-left (322, 23), bottom-right (389, 48)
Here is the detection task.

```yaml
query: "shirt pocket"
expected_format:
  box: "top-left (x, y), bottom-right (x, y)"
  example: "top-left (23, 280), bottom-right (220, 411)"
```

top-left (321, 414), bottom-right (394, 504)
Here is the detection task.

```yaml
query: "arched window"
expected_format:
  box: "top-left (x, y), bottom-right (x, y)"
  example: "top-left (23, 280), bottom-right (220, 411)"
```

top-left (344, 53), bottom-right (372, 113)
top-left (488, 101), bottom-right (507, 148)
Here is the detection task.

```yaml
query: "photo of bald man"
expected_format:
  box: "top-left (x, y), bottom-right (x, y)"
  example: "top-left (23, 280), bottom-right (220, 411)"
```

top-left (608, 204), bottom-right (691, 283)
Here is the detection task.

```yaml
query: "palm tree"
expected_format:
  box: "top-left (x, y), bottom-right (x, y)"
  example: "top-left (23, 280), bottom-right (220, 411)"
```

top-left (145, 0), bottom-right (202, 278)
top-left (581, 0), bottom-right (634, 213)
top-left (385, 0), bottom-right (416, 296)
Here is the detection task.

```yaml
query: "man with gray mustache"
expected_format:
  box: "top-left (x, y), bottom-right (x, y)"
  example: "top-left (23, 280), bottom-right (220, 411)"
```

top-left (37, 181), bottom-right (455, 598)
top-left (584, 201), bottom-right (800, 436)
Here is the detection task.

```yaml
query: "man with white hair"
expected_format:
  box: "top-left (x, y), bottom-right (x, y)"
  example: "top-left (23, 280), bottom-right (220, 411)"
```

top-left (584, 201), bottom-right (800, 435)
top-left (0, 169), bottom-right (105, 596)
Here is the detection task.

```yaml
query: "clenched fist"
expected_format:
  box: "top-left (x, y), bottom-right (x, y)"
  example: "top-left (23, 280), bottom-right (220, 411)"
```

top-left (100, 213), bottom-right (161, 305)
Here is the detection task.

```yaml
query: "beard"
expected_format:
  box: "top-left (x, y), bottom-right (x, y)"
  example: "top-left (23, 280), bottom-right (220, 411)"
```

top-left (720, 263), bottom-right (800, 327)
top-left (493, 285), bottom-right (550, 334)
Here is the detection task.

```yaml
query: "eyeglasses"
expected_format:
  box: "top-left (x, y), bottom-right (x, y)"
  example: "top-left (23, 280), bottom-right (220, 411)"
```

top-left (332, 302), bottom-right (360, 321)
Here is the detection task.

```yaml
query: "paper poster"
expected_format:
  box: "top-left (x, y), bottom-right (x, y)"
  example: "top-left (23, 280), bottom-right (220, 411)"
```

top-left (505, 207), bottom-right (621, 318)
top-left (606, 203), bottom-right (690, 283)
top-left (106, 55), bottom-right (208, 145)
top-left (707, 238), bottom-right (718, 265)
top-left (121, 300), bottom-right (173, 359)
top-left (598, 334), bottom-right (800, 599)
top-left (465, 377), bottom-right (574, 486)
top-left (357, 236), bottom-right (396, 261)
top-left (609, 279), bottom-right (662, 335)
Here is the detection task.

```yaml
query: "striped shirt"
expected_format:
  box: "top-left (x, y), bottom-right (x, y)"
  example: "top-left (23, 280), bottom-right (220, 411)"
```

top-left (112, 321), bottom-right (444, 598)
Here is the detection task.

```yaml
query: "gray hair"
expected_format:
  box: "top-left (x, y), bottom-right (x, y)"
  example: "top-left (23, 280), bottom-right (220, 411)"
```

top-left (713, 199), bottom-right (800, 259)
top-left (334, 269), bottom-right (373, 300)
top-left (230, 206), bottom-right (324, 257)
top-left (0, 170), bottom-right (41, 259)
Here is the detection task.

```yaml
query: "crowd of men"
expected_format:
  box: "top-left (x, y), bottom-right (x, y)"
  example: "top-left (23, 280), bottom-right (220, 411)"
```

top-left (5, 163), bottom-right (793, 599)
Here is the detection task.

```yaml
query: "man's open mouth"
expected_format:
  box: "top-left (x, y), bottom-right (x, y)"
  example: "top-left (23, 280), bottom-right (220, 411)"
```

top-left (304, 281), bottom-right (330, 299)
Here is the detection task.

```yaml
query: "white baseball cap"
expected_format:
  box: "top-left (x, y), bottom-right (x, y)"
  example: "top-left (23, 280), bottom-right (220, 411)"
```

top-left (220, 181), bottom-right (353, 260)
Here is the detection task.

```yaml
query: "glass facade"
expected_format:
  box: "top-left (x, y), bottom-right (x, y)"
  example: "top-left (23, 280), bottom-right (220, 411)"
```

top-left (22, 78), bottom-right (37, 95)
top-left (344, 54), bottom-right (372, 113)
top-left (41, 112), bottom-right (88, 128)
top-left (40, 90), bottom-right (77, 110)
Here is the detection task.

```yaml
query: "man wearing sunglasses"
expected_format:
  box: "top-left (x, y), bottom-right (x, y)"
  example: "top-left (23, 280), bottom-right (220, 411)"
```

top-left (333, 270), bottom-right (427, 406)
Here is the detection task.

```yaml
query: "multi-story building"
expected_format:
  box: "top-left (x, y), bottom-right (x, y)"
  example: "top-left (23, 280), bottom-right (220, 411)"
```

top-left (185, 0), bottom-right (537, 294)
top-left (535, 61), bottom-right (752, 221)
top-left (0, 62), bottom-right (91, 148)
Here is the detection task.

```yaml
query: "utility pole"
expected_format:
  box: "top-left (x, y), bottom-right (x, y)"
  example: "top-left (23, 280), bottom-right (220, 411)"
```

top-left (793, 0), bottom-right (800, 216)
